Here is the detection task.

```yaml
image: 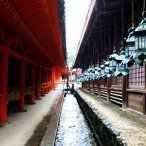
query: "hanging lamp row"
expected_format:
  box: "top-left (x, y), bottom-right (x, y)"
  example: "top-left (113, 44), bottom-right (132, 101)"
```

top-left (76, 0), bottom-right (146, 82)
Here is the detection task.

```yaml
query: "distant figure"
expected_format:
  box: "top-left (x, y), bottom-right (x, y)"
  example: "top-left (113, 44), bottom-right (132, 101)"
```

top-left (71, 84), bottom-right (74, 90)
top-left (71, 84), bottom-right (74, 94)
top-left (66, 81), bottom-right (70, 89)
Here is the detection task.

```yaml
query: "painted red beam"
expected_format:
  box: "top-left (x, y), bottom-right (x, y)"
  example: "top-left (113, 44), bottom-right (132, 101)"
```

top-left (0, 0), bottom-right (58, 66)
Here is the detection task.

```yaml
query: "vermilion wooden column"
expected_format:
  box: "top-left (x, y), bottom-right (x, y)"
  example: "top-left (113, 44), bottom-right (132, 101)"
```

top-left (0, 50), bottom-right (8, 124)
top-left (48, 71), bottom-right (51, 91)
top-left (45, 70), bottom-right (47, 94)
top-left (43, 69), bottom-right (46, 95)
top-left (41, 69), bottom-right (43, 96)
top-left (41, 69), bottom-right (45, 96)
top-left (47, 70), bottom-right (49, 92)
top-left (49, 70), bottom-right (52, 90)
top-left (52, 67), bottom-right (55, 89)
top-left (37, 67), bottom-right (41, 99)
top-left (30, 64), bottom-right (35, 104)
top-left (50, 69), bottom-right (52, 90)
top-left (19, 60), bottom-right (26, 111)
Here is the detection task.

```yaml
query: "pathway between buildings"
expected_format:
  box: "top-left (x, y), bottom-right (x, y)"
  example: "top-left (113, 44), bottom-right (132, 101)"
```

top-left (77, 89), bottom-right (146, 146)
top-left (0, 86), bottom-right (63, 146)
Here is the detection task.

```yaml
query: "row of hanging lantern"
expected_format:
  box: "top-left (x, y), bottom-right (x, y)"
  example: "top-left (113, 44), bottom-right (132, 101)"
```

top-left (76, 0), bottom-right (146, 82)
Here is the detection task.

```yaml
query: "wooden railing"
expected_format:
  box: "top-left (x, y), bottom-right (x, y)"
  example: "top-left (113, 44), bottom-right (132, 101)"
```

top-left (110, 88), bottom-right (122, 106)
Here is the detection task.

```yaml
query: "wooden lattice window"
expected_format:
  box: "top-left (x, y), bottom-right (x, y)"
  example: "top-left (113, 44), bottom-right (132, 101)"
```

top-left (111, 77), bottom-right (116, 85)
top-left (129, 63), bottom-right (145, 87)
top-left (90, 81), bottom-right (93, 88)
top-left (100, 79), bottom-right (107, 87)
top-left (116, 76), bottom-right (122, 86)
top-left (111, 77), bottom-right (122, 86)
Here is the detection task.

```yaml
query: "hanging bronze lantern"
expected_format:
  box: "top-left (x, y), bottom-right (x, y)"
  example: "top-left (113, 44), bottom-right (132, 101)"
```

top-left (131, 12), bottom-right (146, 64)
top-left (121, 27), bottom-right (138, 66)
top-left (113, 43), bottom-right (129, 77)
top-left (94, 64), bottom-right (100, 79)
top-left (104, 59), bottom-right (112, 78)
top-left (99, 61), bottom-right (106, 78)
top-left (109, 49), bottom-right (118, 73)
top-left (97, 67), bottom-right (101, 79)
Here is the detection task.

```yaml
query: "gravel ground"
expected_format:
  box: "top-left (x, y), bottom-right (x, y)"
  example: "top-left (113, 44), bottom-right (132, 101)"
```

top-left (0, 87), bottom-right (63, 146)
top-left (77, 89), bottom-right (146, 146)
top-left (55, 94), bottom-right (96, 146)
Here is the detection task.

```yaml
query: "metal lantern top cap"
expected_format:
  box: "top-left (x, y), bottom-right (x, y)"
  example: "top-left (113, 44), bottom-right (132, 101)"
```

top-left (115, 50), bottom-right (125, 62)
top-left (100, 61), bottom-right (106, 68)
top-left (134, 14), bottom-right (146, 33)
top-left (94, 64), bottom-right (99, 70)
top-left (120, 50), bottom-right (125, 55)
top-left (98, 68), bottom-right (101, 72)
top-left (95, 64), bottom-right (99, 67)
top-left (88, 67), bottom-right (92, 72)
top-left (109, 48), bottom-right (119, 60)
top-left (128, 27), bottom-right (135, 34)
top-left (100, 64), bottom-right (104, 69)
top-left (126, 27), bottom-right (135, 43)
top-left (105, 60), bottom-right (110, 66)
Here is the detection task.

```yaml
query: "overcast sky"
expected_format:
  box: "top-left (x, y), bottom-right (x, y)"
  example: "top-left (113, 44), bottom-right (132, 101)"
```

top-left (65, 0), bottom-right (91, 67)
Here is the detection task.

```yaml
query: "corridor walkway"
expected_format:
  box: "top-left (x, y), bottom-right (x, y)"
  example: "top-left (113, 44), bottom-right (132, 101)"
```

top-left (0, 85), bottom-right (63, 146)
top-left (77, 89), bottom-right (146, 146)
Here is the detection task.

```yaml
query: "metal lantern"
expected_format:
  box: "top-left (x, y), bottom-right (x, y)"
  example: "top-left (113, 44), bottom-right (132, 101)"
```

top-left (99, 61), bottom-right (106, 78)
top-left (104, 59), bottom-right (112, 78)
top-left (94, 64), bottom-right (99, 71)
top-left (109, 48), bottom-right (119, 60)
top-left (125, 28), bottom-right (136, 57)
top-left (87, 67), bottom-right (93, 81)
top-left (109, 59), bottom-right (117, 72)
top-left (132, 13), bottom-right (146, 63)
top-left (115, 47), bottom-right (126, 63)
top-left (89, 66), bottom-right (95, 80)
top-left (121, 27), bottom-right (137, 66)
top-left (114, 64), bottom-right (129, 77)
top-left (95, 70), bottom-right (99, 79)
top-left (97, 67), bottom-right (101, 78)
top-left (114, 50), bottom-right (129, 77)
top-left (110, 43), bottom-right (129, 77)
top-left (94, 64), bottom-right (99, 79)
top-left (109, 49), bottom-right (118, 72)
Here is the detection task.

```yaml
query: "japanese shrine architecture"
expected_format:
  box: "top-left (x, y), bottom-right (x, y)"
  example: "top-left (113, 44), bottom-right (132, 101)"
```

top-left (74, 0), bottom-right (146, 114)
top-left (0, 0), bottom-right (66, 124)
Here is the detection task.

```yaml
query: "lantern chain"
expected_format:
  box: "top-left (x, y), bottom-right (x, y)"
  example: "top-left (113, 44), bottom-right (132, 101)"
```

top-left (132, 0), bottom-right (134, 27)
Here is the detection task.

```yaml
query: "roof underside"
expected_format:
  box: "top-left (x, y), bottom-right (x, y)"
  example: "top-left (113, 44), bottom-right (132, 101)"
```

top-left (0, 0), bottom-right (66, 67)
top-left (74, 0), bottom-right (143, 69)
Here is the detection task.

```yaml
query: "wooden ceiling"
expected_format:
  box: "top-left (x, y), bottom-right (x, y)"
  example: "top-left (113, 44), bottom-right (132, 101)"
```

top-left (0, 0), bottom-right (66, 67)
top-left (74, 0), bottom-right (143, 70)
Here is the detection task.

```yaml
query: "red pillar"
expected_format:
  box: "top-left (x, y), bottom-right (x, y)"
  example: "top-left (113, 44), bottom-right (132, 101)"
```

top-left (41, 69), bottom-right (44, 96)
top-left (37, 67), bottom-right (41, 99)
top-left (45, 70), bottom-right (48, 93)
top-left (49, 70), bottom-right (52, 90)
top-left (43, 69), bottom-right (45, 95)
top-left (19, 60), bottom-right (26, 111)
top-left (47, 70), bottom-right (49, 92)
top-left (44, 70), bottom-right (47, 94)
top-left (51, 67), bottom-right (55, 89)
top-left (30, 64), bottom-right (35, 104)
top-left (0, 50), bottom-right (8, 124)
top-left (48, 71), bottom-right (50, 91)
